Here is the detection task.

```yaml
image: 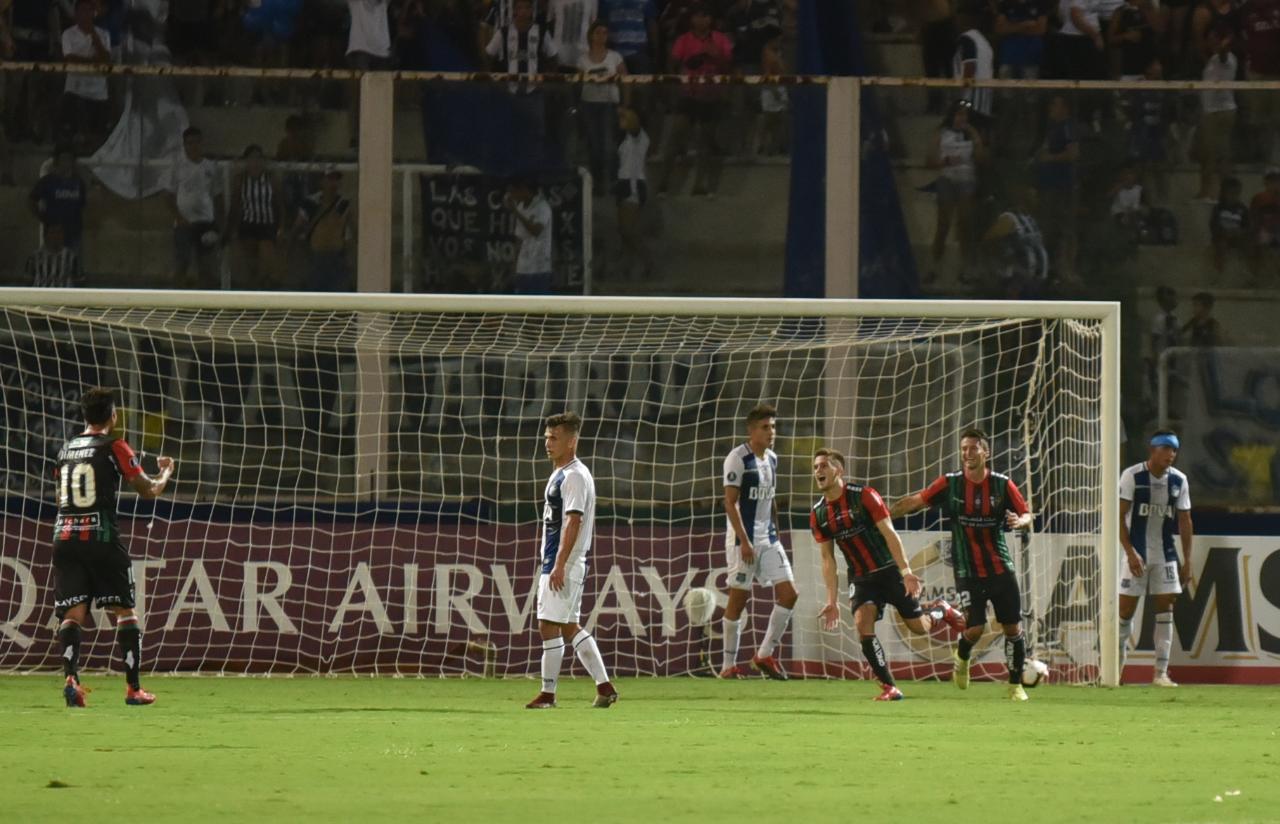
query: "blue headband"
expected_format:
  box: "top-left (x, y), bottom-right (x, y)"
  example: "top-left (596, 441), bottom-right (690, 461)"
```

top-left (1150, 434), bottom-right (1180, 450)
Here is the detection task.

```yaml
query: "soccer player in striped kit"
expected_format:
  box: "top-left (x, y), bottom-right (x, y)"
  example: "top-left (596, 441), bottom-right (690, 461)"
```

top-left (810, 449), bottom-right (965, 701)
top-left (891, 428), bottom-right (1034, 701)
top-left (719, 403), bottom-right (796, 680)
top-left (1118, 430), bottom-right (1193, 687)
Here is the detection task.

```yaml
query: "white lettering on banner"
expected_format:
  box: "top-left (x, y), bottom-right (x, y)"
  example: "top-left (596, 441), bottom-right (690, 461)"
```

top-left (164, 561), bottom-right (232, 632)
top-left (329, 562), bottom-right (392, 635)
top-left (491, 564), bottom-right (537, 634)
top-left (640, 566), bottom-right (700, 638)
top-left (586, 565), bottom-right (644, 637)
top-left (242, 562), bottom-right (297, 634)
top-left (433, 564), bottom-right (487, 634)
top-left (0, 558), bottom-right (36, 647)
top-left (403, 563), bottom-right (421, 636)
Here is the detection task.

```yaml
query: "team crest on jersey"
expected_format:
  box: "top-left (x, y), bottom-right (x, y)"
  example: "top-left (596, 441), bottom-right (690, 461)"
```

top-left (129, 457), bottom-right (140, 470)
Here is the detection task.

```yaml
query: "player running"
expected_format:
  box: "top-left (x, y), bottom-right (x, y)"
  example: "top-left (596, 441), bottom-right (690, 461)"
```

top-left (891, 428), bottom-right (1034, 701)
top-left (719, 403), bottom-right (797, 680)
top-left (811, 449), bottom-right (965, 701)
top-left (1118, 430), bottom-right (1193, 687)
top-left (53, 387), bottom-right (173, 708)
top-left (525, 412), bottom-right (618, 710)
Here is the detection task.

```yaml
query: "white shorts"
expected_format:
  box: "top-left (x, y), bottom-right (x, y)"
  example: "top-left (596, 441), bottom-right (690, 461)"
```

top-left (1120, 558), bottom-right (1182, 597)
top-left (536, 564), bottom-right (586, 624)
top-left (725, 539), bottom-right (794, 591)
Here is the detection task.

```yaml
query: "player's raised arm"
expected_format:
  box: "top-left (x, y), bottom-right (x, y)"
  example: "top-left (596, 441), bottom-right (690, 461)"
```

top-left (889, 474), bottom-right (948, 519)
top-left (129, 455), bottom-right (174, 500)
top-left (1003, 478), bottom-right (1033, 531)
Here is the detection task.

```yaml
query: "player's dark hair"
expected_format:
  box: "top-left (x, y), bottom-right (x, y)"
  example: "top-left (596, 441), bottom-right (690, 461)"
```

top-left (81, 387), bottom-right (116, 426)
top-left (813, 447), bottom-right (846, 472)
top-left (960, 428), bottom-right (990, 449)
top-left (545, 411), bottom-right (582, 434)
top-left (745, 403), bottom-right (777, 427)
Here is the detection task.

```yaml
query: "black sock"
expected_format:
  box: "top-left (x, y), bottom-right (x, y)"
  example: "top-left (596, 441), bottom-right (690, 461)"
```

top-left (1005, 632), bottom-right (1026, 684)
top-left (957, 635), bottom-right (974, 661)
top-left (117, 620), bottom-right (142, 690)
top-left (58, 621), bottom-right (81, 680)
top-left (860, 636), bottom-right (894, 687)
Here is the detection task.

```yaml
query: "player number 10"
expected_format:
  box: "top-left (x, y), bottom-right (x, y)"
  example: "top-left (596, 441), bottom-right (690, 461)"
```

top-left (59, 463), bottom-right (97, 508)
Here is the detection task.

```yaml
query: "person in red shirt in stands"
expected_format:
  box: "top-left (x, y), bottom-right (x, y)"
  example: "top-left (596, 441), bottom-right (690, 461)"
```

top-left (656, 3), bottom-right (733, 198)
top-left (1242, 0), bottom-right (1280, 164)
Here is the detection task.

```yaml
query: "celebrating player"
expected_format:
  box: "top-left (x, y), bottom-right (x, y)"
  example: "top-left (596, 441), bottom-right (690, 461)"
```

top-left (891, 428), bottom-right (1035, 701)
top-left (719, 403), bottom-right (797, 680)
top-left (525, 412), bottom-right (619, 710)
top-left (53, 387), bottom-right (173, 707)
top-left (1118, 430), bottom-right (1193, 687)
top-left (811, 448), bottom-right (965, 701)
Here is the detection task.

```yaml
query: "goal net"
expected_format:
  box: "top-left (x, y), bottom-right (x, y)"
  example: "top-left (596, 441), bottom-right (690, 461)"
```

top-left (0, 291), bottom-right (1118, 684)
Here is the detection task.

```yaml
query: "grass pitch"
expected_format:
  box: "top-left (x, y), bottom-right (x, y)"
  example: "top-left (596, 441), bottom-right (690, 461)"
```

top-left (1, 675), bottom-right (1275, 823)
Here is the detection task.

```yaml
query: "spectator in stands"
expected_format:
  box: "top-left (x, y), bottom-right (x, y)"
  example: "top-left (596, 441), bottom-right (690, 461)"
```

top-left (1035, 94), bottom-right (1080, 282)
top-left (993, 0), bottom-right (1048, 80)
top-left (166, 126), bottom-right (224, 289)
top-left (1109, 161), bottom-right (1147, 230)
top-left (1046, 0), bottom-right (1105, 83)
top-left (295, 166), bottom-right (353, 291)
top-left (276, 113), bottom-right (318, 219)
top-left (59, 0), bottom-right (113, 154)
top-left (28, 144), bottom-right (88, 253)
top-left (503, 178), bottom-right (554, 293)
top-left (1190, 0), bottom-right (1242, 67)
top-left (614, 105), bottom-right (652, 280)
top-left (25, 222), bottom-right (83, 287)
top-left (757, 32), bottom-right (789, 155)
top-left (1146, 284), bottom-right (1180, 409)
top-left (982, 185), bottom-right (1049, 298)
top-left (724, 0), bottom-right (782, 72)
top-left (5, 0), bottom-right (58, 144)
top-left (926, 100), bottom-right (985, 281)
top-left (1209, 175), bottom-right (1248, 273)
top-left (229, 144), bottom-right (285, 289)
top-left (1109, 0), bottom-right (1161, 80)
top-left (549, 0), bottom-right (598, 72)
top-left (1242, 0), bottom-right (1280, 164)
top-left (579, 19), bottom-right (626, 193)
top-left (951, 4), bottom-right (994, 127)
top-left (485, 0), bottom-right (561, 169)
top-left (657, 3), bottom-right (732, 198)
top-left (915, 0), bottom-right (956, 114)
top-left (347, 0), bottom-right (392, 144)
top-left (1183, 291), bottom-right (1223, 346)
top-left (1250, 168), bottom-right (1280, 274)
top-left (598, 0), bottom-right (659, 75)
top-left (1195, 25), bottom-right (1237, 201)
top-left (1125, 56), bottom-right (1174, 203)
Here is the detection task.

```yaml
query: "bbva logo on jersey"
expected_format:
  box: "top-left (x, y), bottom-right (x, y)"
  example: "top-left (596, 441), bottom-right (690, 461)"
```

top-left (746, 486), bottom-right (774, 501)
top-left (1137, 502), bottom-right (1174, 519)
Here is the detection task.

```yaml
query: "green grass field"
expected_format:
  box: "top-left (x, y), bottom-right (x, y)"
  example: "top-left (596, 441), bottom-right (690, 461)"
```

top-left (1, 675), bottom-right (1276, 823)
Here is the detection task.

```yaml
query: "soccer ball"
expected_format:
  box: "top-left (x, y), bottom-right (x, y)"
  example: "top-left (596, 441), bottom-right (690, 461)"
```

top-left (683, 587), bottom-right (717, 627)
top-left (1022, 658), bottom-right (1050, 688)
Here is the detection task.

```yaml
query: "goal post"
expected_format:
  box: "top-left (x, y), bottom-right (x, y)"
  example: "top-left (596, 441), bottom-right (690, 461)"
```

top-left (0, 289), bottom-right (1119, 685)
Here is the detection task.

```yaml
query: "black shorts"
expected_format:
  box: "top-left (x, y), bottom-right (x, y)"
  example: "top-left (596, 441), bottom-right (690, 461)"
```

top-left (957, 573), bottom-right (1022, 628)
top-left (850, 566), bottom-right (923, 621)
top-left (52, 540), bottom-right (135, 618)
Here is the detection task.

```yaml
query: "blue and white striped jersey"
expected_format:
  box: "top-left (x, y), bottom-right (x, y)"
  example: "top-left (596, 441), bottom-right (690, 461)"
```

top-left (540, 458), bottom-right (596, 573)
top-left (723, 443), bottom-right (778, 546)
top-left (1120, 462), bottom-right (1191, 563)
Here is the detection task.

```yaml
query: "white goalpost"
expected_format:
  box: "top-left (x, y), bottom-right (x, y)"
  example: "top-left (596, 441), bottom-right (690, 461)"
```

top-left (0, 290), bottom-right (1119, 686)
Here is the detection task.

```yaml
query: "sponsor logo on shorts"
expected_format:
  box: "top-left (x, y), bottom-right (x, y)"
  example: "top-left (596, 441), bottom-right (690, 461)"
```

top-left (736, 573), bottom-right (747, 583)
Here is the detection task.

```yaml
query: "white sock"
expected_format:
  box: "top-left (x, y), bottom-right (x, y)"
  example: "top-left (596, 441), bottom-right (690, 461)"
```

top-left (1118, 615), bottom-right (1134, 671)
top-left (1154, 612), bottom-right (1174, 677)
top-left (541, 638), bottom-right (565, 693)
top-left (757, 605), bottom-right (793, 659)
top-left (721, 617), bottom-right (743, 671)
top-left (571, 630), bottom-right (610, 685)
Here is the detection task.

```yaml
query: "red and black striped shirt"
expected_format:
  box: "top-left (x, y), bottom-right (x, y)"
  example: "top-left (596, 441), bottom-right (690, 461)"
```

top-left (919, 470), bottom-right (1028, 579)
top-left (809, 482), bottom-right (895, 580)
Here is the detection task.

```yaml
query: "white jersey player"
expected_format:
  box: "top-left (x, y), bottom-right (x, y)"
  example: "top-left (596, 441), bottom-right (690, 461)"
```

top-left (1118, 430), bottom-right (1194, 687)
top-left (719, 403), bottom-right (798, 680)
top-left (526, 412), bottom-right (618, 710)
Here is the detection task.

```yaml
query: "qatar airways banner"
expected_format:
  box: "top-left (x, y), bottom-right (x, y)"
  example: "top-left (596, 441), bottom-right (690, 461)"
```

top-left (2, 523), bottom-right (1278, 683)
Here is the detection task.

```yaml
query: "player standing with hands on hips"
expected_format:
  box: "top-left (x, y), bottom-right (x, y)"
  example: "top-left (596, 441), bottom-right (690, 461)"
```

top-left (525, 412), bottom-right (618, 709)
top-left (1118, 430), bottom-right (1193, 687)
top-left (891, 429), bottom-right (1034, 701)
top-left (53, 387), bottom-right (173, 707)
top-left (719, 403), bottom-right (797, 680)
